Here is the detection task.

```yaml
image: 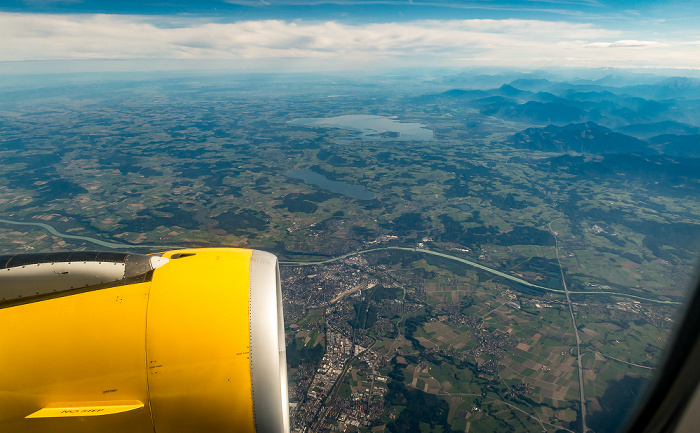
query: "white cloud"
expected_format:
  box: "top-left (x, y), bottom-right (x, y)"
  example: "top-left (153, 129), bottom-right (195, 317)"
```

top-left (611, 40), bottom-right (664, 47)
top-left (0, 12), bottom-right (697, 71)
top-left (583, 39), bottom-right (668, 48)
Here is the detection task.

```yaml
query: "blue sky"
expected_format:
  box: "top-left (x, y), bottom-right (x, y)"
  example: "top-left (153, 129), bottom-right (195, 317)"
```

top-left (1, 1), bottom-right (695, 22)
top-left (1, 0), bottom-right (699, 73)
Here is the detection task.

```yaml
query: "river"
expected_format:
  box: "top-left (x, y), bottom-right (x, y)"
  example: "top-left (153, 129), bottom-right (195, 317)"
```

top-left (0, 218), bottom-right (173, 250)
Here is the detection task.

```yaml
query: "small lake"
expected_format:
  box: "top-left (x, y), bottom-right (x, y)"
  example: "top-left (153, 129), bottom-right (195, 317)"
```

top-left (288, 114), bottom-right (434, 141)
top-left (284, 169), bottom-right (377, 200)
top-left (456, 204), bottom-right (473, 211)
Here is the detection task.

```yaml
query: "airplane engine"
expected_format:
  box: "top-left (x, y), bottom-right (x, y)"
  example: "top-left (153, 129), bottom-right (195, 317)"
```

top-left (0, 248), bottom-right (289, 433)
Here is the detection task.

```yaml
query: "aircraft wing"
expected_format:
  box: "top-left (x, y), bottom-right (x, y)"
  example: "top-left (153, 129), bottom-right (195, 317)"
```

top-left (0, 248), bottom-right (289, 433)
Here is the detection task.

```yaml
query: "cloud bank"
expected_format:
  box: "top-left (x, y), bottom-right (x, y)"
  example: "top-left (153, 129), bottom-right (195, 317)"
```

top-left (0, 13), bottom-right (697, 71)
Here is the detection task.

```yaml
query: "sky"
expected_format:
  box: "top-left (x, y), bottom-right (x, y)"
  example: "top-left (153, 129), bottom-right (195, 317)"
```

top-left (1, 0), bottom-right (699, 74)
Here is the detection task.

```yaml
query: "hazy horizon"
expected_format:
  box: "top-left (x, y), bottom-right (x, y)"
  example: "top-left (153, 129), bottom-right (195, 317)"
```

top-left (2, 0), bottom-right (700, 74)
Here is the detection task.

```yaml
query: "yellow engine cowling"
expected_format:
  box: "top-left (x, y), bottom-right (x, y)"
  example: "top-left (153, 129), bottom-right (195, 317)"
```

top-left (0, 248), bottom-right (289, 433)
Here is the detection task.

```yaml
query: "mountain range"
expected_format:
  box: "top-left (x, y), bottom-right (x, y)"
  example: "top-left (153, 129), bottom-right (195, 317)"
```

top-left (420, 75), bottom-right (700, 132)
top-left (507, 121), bottom-right (699, 159)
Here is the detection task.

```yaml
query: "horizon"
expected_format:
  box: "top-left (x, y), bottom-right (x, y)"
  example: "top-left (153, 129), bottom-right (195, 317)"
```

top-left (1, 1), bottom-right (700, 75)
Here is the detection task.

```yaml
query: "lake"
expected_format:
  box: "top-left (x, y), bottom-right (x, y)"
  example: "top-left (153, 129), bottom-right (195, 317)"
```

top-left (287, 114), bottom-right (434, 141)
top-left (284, 169), bottom-right (376, 200)
top-left (456, 204), bottom-right (473, 211)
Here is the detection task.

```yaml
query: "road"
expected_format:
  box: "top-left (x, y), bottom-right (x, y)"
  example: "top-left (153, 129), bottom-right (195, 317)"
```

top-left (594, 351), bottom-right (655, 370)
top-left (549, 220), bottom-right (587, 433)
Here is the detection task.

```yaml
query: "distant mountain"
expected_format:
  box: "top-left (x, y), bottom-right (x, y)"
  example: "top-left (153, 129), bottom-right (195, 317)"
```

top-left (416, 78), bottom-right (690, 130)
top-left (532, 91), bottom-right (560, 102)
top-left (435, 88), bottom-right (490, 100)
top-left (649, 134), bottom-right (700, 158)
top-left (507, 78), bottom-right (553, 92)
top-left (428, 87), bottom-right (585, 124)
top-left (660, 77), bottom-right (700, 88)
top-left (591, 73), bottom-right (665, 87)
top-left (472, 95), bottom-right (512, 106)
top-left (618, 121), bottom-right (700, 139)
top-left (481, 100), bottom-right (585, 124)
top-left (547, 94), bottom-right (671, 129)
top-left (492, 76), bottom-right (612, 97)
top-left (426, 84), bottom-right (534, 102)
top-left (563, 90), bottom-right (619, 102)
top-left (440, 71), bottom-right (553, 90)
top-left (497, 84), bottom-right (530, 97)
top-left (536, 82), bottom-right (617, 96)
top-left (508, 122), bottom-right (655, 154)
top-left (411, 88), bottom-right (493, 104)
top-left (620, 77), bottom-right (700, 100)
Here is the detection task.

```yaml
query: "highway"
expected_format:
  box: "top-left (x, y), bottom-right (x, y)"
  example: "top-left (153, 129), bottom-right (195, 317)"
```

top-left (550, 220), bottom-right (587, 433)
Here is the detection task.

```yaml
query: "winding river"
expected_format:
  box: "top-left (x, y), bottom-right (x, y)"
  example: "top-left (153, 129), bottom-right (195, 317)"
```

top-left (280, 246), bottom-right (681, 305)
top-left (0, 217), bottom-right (680, 305)
top-left (0, 218), bottom-right (174, 250)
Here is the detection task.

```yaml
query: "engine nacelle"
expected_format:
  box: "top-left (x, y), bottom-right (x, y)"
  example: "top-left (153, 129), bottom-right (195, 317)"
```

top-left (0, 248), bottom-right (289, 433)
